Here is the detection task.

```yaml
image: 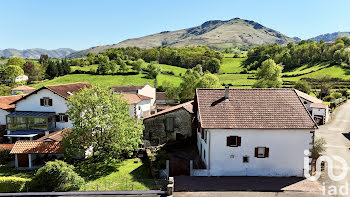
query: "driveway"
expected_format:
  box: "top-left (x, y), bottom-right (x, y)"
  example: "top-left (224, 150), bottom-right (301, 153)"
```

top-left (316, 101), bottom-right (350, 195)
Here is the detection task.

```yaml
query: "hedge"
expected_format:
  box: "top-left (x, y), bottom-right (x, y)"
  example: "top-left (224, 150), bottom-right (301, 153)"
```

top-left (0, 149), bottom-right (14, 165)
top-left (0, 177), bottom-right (30, 192)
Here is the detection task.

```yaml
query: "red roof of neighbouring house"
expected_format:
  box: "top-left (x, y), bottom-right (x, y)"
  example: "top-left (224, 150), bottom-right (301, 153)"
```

top-left (310, 103), bottom-right (328, 109)
top-left (196, 88), bottom-right (318, 129)
top-left (10, 129), bottom-right (69, 154)
top-left (0, 95), bottom-right (25, 110)
top-left (144, 100), bottom-right (194, 119)
top-left (156, 92), bottom-right (167, 100)
top-left (121, 93), bottom-right (152, 104)
top-left (11, 82), bottom-right (91, 104)
top-left (0, 144), bottom-right (14, 149)
top-left (295, 90), bottom-right (323, 104)
top-left (110, 85), bottom-right (145, 93)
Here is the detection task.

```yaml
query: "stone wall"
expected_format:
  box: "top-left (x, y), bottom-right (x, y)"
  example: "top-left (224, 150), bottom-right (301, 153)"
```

top-left (143, 108), bottom-right (193, 146)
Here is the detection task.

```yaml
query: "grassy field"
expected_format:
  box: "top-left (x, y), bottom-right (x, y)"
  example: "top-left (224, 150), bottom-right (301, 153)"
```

top-left (219, 58), bottom-right (246, 73)
top-left (33, 73), bottom-right (182, 89)
top-left (81, 159), bottom-right (157, 191)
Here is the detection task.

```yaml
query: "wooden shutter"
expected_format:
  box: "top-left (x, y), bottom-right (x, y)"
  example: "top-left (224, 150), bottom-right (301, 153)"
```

top-left (265, 148), bottom-right (269, 158)
top-left (226, 136), bottom-right (231, 146)
top-left (55, 115), bottom-right (60, 122)
top-left (64, 115), bottom-right (69, 122)
top-left (237, 137), bottom-right (241, 146)
top-left (254, 147), bottom-right (258, 157)
top-left (201, 128), bottom-right (204, 139)
top-left (48, 99), bottom-right (53, 106)
top-left (40, 99), bottom-right (44, 106)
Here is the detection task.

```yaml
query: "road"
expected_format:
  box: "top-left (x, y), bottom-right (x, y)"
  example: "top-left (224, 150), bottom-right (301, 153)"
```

top-left (316, 101), bottom-right (350, 196)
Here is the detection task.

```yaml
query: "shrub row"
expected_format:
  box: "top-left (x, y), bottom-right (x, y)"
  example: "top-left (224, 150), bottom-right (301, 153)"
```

top-left (0, 177), bottom-right (30, 193)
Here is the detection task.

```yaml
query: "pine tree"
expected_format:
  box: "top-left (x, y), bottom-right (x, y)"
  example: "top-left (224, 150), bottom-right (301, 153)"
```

top-left (46, 60), bottom-right (58, 79)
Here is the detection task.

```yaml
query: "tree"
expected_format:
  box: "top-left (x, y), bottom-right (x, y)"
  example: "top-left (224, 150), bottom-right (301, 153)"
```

top-left (193, 64), bottom-right (203, 76)
top-left (87, 53), bottom-right (95, 64)
top-left (46, 60), bottom-right (58, 79)
top-left (63, 86), bottom-right (144, 161)
top-left (4, 65), bottom-right (24, 82)
top-left (62, 58), bottom-right (71, 75)
top-left (162, 80), bottom-right (180, 101)
top-left (0, 85), bottom-right (11, 96)
top-left (29, 160), bottom-right (84, 192)
top-left (146, 61), bottom-right (161, 79)
top-left (39, 55), bottom-right (49, 68)
top-left (205, 58), bottom-right (221, 73)
top-left (132, 59), bottom-right (144, 73)
top-left (119, 61), bottom-right (128, 73)
top-left (179, 69), bottom-right (201, 100)
top-left (197, 72), bottom-right (221, 88)
top-left (294, 80), bottom-right (311, 94)
top-left (7, 57), bottom-right (25, 68)
top-left (23, 61), bottom-right (44, 82)
top-left (318, 77), bottom-right (332, 99)
top-left (253, 59), bottom-right (283, 88)
top-left (312, 137), bottom-right (326, 160)
top-left (97, 54), bottom-right (110, 74)
top-left (330, 92), bottom-right (342, 99)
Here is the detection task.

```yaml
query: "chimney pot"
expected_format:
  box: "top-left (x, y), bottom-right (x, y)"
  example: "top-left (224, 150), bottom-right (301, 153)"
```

top-left (225, 85), bottom-right (229, 100)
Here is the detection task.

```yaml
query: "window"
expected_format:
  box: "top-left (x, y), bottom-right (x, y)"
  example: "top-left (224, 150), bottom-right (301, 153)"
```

top-left (304, 101), bottom-right (307, 104)
top-left (226, 136), bottom-right (241, 147)
top-left (255, 147), bottom-right (269, 158)
top-left (165, 117), bottom-right (175, 132)
top-left (40, 97), bottom-right (52, 107)
top-left (243, 156), bottom-right (249, 163)
top-left (56, 114), bottom-right (68, 123)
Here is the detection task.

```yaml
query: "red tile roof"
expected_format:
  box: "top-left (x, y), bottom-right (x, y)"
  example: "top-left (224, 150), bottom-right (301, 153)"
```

top-left (121, 93), bottom-right (152, 104)
top-left (144, 101), bottom-right (194, 119)
top-left (10, 129), bottom-right (68, 154)
top-left (156, 92), bottom-right (167, 100)
top-left (310, 103), bottom-right (328, 109)
top-left (0, 95), bottom-right (25, 110)
top-left (295, 90), bottom-right (323, 104)
top-left (196, 88), bottom-right (318, 129)
top-left (10, 141), bottom-right (62, 154)
top-left (110, 85), bottom-right (145, 93)
top-left (11, 82), bottom-right (91, 104)
top-left (0, 144), bottom-right (14, 149)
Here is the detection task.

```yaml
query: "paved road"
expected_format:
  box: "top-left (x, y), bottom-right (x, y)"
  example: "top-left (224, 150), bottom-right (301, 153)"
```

top-left (316, 101), bottom-right (350, 196)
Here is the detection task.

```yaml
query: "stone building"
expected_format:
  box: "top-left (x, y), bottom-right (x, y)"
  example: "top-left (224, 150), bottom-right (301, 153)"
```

top-left (143, 101), bottom-right (194, 146)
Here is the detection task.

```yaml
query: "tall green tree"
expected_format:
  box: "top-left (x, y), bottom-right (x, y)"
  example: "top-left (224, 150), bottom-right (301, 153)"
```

top-left (23, 61), bottom-right (44, 82)
top-left (4, 65), bottom-right (24, 82)
top-left (294, 80), bottom-right (311, 94)
top-left (146, 61), bottom-right (161, 79)
top-left (46, 60), bottom-right (58, 79)
top-left (7, 57), bottom-right (26, 68)
top-left (63, 86), bottom-right (144, 161)
top-left (119, 61), bottom-right (128, 73)
top-left (132, 59), bottom-right (144, 73)
top-left (179, 69), bottom-right (201, 100)
top-left (197, 72), bottom-right (221, 88)
top-left (253, 59), bottom-right (283, 88)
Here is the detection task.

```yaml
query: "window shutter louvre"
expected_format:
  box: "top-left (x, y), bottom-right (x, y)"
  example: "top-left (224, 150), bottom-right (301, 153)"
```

top-left (55, 115), bottom-right (60, 122)
top-left (237, 137), bottom-right (241, 146)
top-left (49, 99), bottom-right (53, 106)
top-left (40, 99), bottom-right (44, 106)
top-left (64, 115), bottom-right (69, 122)
top-left (265, 147), bottom-right (269, 158)
top-left (254, 147), bottom-right (258, 157)
top-left (226, 136), bottom-right (231, 146)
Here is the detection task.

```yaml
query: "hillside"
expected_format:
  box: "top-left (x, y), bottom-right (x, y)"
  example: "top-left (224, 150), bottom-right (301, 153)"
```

top-left (0, 48), bottom-right (76, 59)
top-left (309, 32), bottom-right (350, 42)
top-left (68, 18), bottom-right (296, 58)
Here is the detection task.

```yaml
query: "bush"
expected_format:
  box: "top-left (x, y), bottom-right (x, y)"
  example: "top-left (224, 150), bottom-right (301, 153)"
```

top-left (323, 96), bottom-right (333, 102)
top-left (29, 160), bottom-right (84, 192)
top-left (330, 92), bottom-right (342, 99)
top-left (0, 149), bottom-right (14, 165)
top-left (0, 177), bottom-right (30, 192)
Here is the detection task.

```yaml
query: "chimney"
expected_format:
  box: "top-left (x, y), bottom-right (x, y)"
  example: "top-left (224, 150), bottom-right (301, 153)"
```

top-left (225, 85), bottom-right (229, 100)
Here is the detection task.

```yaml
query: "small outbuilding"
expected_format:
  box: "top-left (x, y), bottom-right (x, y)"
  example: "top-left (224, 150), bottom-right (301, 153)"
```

top-left (143, 101), bottom-right (194, 146)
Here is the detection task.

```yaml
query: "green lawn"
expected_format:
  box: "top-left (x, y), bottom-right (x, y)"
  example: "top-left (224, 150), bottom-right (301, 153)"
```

top-left (71, 65), bottom-right (99, 72)
top-left (81, 159), bottom-right (158, 191)
top-left (217, 73), bottom-right (255, 86)
top-left (285, 64), bottom-right (350, 81)
top-left (157, 64), bottom-right (187, 76)
top-left (219, 58), bottom-right (246, 73)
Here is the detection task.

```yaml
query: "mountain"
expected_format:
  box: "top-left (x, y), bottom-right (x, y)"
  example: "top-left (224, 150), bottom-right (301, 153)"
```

top-left (0, 48), bottom-right (76, 59)
top-left (68, 18), bottom-right (296, 58)
top-left (309, 32), bottom-right (350, 42)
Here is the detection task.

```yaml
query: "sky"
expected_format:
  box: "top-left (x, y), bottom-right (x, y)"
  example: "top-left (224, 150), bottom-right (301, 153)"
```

top-left (1, 0), bottom-right (350, 50)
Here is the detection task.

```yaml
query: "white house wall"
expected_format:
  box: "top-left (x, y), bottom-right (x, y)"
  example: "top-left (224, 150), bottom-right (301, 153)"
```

top-left (15, 89), bottom-right (72, 130)
top-left (198, 129), bottom-right (313, 177)
top-left (0, 109), bottom-right (9, 126)
top-left (135, 99), bottom-right (151, 119)
top-left (138, 85), bottom-right (156, 106)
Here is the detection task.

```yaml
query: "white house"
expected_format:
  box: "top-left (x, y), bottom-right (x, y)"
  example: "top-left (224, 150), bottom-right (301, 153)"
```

top-left (295, 90), bottom-right (330, 125)
top-left (121, 93), bottom-right (152, 119)
top-left (5, 82), bottom-right (91, 142)
top-left (110, 85), bottom-right (156, 107)
top-left (194, 87), bottom-right (318, 177)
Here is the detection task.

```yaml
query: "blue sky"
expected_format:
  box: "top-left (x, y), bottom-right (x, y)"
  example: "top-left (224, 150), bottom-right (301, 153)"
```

top-left (1, 0), bottom-right (349, 50)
